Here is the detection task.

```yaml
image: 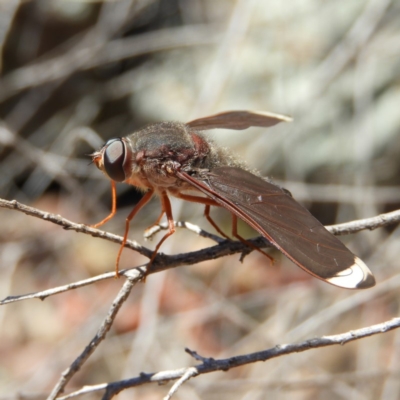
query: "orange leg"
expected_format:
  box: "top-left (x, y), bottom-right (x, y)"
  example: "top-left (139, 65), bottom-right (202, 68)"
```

top-left (144, 209), bottom-right (165, 235)
top-left (147, 191), bottom-right (176, 265)
top-left (172, 192), bottom-right (273, 262)
top-left (115, 189), bottom-right (154, 277)
top-left (92, 180), bottom-right (117, 228)
top-left (231, 214), bottom-right (274, 263)
top-left (204, 205), bottom-right (230, 240)
top-left (140, 191), bottom-right (272, 267)
top-left (173, 193), bottom-right (229, 239)
top-left (173, 192), bottom-right (220, 207)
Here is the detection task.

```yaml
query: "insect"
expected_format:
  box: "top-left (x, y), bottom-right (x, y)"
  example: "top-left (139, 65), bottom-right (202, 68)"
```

top-left (91, 110), bottom-right (375, 289)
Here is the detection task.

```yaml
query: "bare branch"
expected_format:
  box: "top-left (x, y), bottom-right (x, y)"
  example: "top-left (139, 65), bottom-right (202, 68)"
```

top-left (3, 198), bottom-right (399, 246)
top-left (3, 195), bottom-right (398, 399)
top-left (46, 271), bottom-right (142, 400)
top-left (0, 268), bottom-right (144, 305)
top-left (55, 317), bottom-right (400, 398)
top-left (1, 198), bottom-right (399, 304)
top-left (143, 220), bottom-right (225, 243)
top-left (0, 198), bottom-right (152, 257)
top-left (326, 209), bottom-right (400, 235)
top-left (163, 367), bottom-right (198, 400)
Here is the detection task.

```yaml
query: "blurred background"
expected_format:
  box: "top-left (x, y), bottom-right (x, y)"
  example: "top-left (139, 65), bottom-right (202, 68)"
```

top-left (0, 0), bottom-right (400, 399)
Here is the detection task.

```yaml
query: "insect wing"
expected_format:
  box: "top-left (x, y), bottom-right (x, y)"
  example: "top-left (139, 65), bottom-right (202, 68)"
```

top-left (177, 167), bottom-right (375, 289)
top-left (187, 110), bottom-right (292, 131)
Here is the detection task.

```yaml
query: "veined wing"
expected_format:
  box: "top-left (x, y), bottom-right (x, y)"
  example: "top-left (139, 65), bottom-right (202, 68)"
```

top-left (177, 167), bottom-right (375, 289)
top-left (187, 110), bottom-right (292, 131)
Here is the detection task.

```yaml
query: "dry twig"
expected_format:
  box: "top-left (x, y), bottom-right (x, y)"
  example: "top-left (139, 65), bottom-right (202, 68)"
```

top-left (52, 318), bottom-right (400, 399)
top-left (1, 197), bottom-right (400, 398)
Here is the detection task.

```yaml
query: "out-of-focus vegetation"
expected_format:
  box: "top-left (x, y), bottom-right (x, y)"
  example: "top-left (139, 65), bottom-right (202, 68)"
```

top-left (0, 0), bottom-right (400, 399)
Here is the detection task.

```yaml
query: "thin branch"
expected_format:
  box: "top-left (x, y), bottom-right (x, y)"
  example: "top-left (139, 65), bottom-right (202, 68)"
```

top-left (163, 367), bottom-right (198, 400)
top-left (55, 317), bottom-right (400, 399)
top-left (0, 198), bottom-right (152, 257)
top-left (326, 209), bottom-right (400, 235)
top-left (2, 200), bottom-right (397, 397)
top-left (185, 348), bottom-right (215, 363)
top-left (0, 268), bottom-right (144, 305)
top-left (144, 220), bottom-right (225, 243)
top-left (3, 198), bottom-right (399, 242)
top-left (46, 270), bottom-right (142, 400)
top-left (1, 198), bottom-right (400, 304)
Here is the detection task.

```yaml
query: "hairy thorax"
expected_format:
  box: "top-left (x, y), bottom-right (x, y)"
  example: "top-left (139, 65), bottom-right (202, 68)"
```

top-left (123, 121), bottom-right (246, 195)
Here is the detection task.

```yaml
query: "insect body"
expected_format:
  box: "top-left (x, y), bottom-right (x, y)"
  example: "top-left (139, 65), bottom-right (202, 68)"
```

top-left (91, 110), bottom-right (375, 289)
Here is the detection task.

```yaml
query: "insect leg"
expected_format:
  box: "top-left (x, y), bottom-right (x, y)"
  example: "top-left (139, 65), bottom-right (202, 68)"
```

top-left (148, 192), bottom-right (176, 264)
top-left (152, 210), bottom-right (166, 226)
top-left (115, 189), bottom-right (154, 277)
top-left (173, 193), bottom-right (229, 239)
top-left (231, 214), bottom-right (274, 263)
top-left (203, 205), bottom-right (230, 239)
top-left (143, 210), bottom-right (166, 239)
top-left (91, 180), bottom-right (117, 228)
top-left (174, 189), bottom-right (272, 261)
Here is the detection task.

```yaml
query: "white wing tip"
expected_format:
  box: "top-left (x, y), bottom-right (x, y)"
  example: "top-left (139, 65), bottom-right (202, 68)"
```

top-left (327, 257), bottom-right (375, 289)
top-left (256, 110), bottom-right (293, 123)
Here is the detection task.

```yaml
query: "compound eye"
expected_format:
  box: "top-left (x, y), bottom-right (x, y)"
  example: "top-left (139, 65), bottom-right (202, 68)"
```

top-left (103, 138), bottom-right (126, 182)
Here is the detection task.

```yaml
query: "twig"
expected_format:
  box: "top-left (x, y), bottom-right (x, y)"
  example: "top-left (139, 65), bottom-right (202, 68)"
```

top-left (326, 209), bottom-right (400, 235)
top-left (163, 367), bottom-right (198, 400)
top-left (185, 348), bottom-right (215, 363)
top-left (0, 198), bottom-right (152, 257)
top-left (144, 220), bottom-right (225, 243)
top-left (1, 198), bottom-right (400, 304)
top-left (55, 317), bottom-right (400, 399)
top-left (2, 198), bottom-right (399, 244)
top-left (0, 267), bottom-right (145, 305)
top-left (46, 270), bottom-right (142, 400)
